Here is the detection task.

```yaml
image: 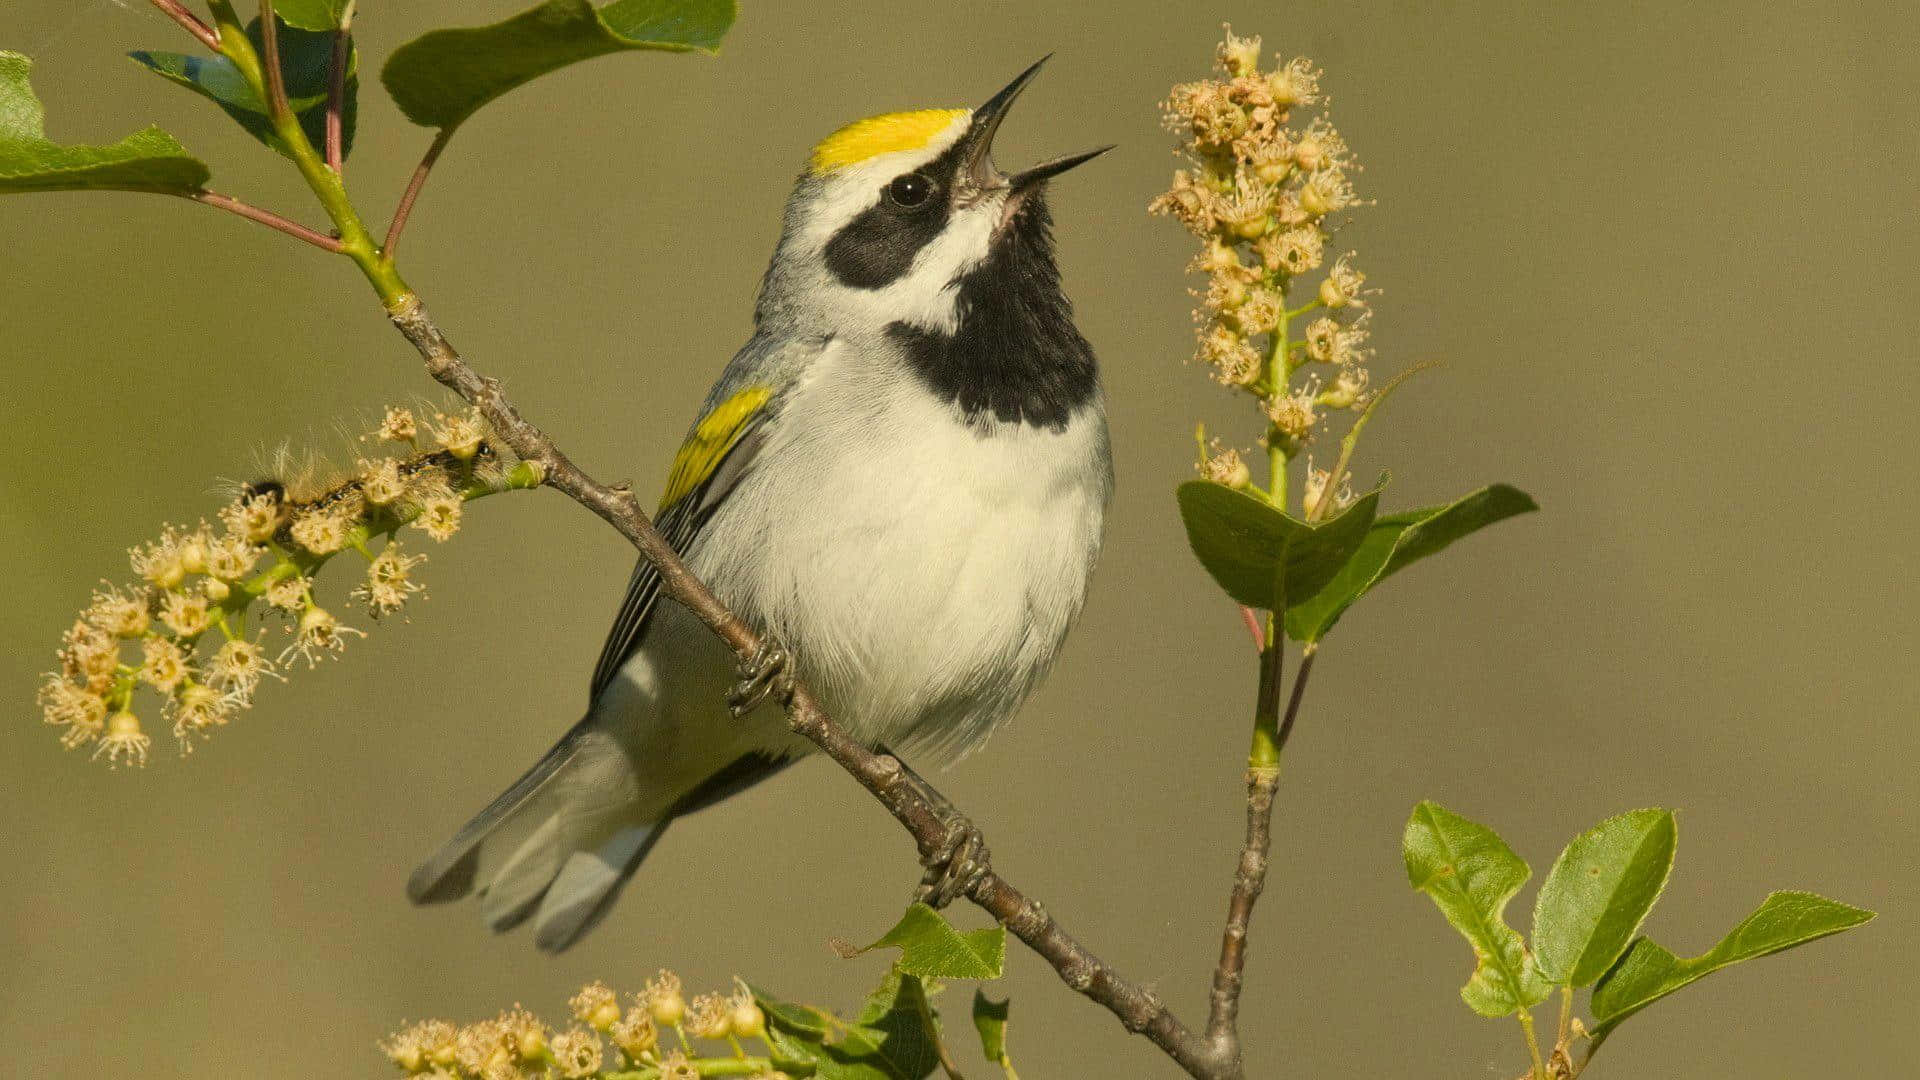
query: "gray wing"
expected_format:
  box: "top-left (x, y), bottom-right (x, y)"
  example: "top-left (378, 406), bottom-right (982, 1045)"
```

top-left (586, 420), bottom-right (769, 700)
top-left (585, 331), bottom-right (824, 700)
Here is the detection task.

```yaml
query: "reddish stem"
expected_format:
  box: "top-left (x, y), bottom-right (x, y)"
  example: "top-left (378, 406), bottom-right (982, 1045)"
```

top-left (148, 0), bottom-right (221, 50)
top-left (257, 2), bottom-right (291, 121)
top-left (383, 130), bottom-right (453, 258)
top-left (325, 29), bottom-right (349, 174)
top-left (187, 191), bottom-right (345, 253)
top-left (1238, 605), bottom-right (1264, 651)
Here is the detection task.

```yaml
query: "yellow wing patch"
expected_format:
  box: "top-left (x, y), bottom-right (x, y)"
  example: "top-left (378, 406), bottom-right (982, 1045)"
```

top-left (658, 386), bottom-right (772, 514)
top-left (811, 109), bottom-right (967, 173)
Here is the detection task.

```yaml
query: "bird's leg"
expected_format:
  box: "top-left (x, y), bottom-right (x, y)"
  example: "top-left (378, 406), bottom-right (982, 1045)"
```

top-left (727, 636), bottom-right (796, 718)
top-left (881, 746), bottom-right (993, 910)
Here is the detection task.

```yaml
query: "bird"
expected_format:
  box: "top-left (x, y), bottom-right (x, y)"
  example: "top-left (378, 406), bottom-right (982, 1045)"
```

top-left (406, 59), bottom-right (1115, 952)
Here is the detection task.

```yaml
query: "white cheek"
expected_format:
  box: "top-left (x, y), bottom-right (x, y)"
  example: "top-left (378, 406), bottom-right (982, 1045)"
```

top-left (873, 201), bottom-right (1001, 332)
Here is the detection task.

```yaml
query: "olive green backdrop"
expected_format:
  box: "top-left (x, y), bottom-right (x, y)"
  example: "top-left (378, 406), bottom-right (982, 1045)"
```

top-left (2, 2), bottom-right (1913, 1077)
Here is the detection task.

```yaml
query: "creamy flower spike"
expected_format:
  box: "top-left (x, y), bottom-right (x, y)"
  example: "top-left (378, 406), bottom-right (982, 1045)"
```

top-left (1152, 27), bottom-right (1380, 492)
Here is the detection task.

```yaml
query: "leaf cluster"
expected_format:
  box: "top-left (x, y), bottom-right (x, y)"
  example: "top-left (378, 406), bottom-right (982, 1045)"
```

top-left (756, 904), bottom-right (1017, 1080)
top-left (1179, 478), bottom-right (1537, 642)
top-left (1, 0), bottom-right (735, 196)
top-left (1404, 802), bottom-right (1873, 1070)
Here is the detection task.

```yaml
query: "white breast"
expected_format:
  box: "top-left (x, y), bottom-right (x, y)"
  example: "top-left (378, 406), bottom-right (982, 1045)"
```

top-left (691, 339), bottom-right (1112, 758)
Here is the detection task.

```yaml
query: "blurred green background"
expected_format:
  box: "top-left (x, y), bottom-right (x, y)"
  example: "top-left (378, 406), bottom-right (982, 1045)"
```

top-left (2, 1), bottom-right (1914, 1076)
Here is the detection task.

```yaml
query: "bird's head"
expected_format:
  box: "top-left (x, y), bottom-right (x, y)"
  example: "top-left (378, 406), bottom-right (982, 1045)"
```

top-left (757, 58), bottom-right (1112, 340)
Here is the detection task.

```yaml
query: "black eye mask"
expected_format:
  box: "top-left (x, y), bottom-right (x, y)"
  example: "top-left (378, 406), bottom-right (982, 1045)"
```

top-left (822, 140), bottom-right (969, 290)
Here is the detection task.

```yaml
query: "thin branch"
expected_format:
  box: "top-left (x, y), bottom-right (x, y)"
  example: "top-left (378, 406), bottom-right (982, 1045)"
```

top-left (148, 0), bottom-right (221, 51)
top-left (257, 2), bottom-right (291, 122)
top-left (1206, 639), bottom-right (1284, 1061)
top-left (184, 190), bottom-right (345, 252)
top-left (1275, 645), bottom-right (1316, 753)
top-left (383, 130), bottom-right (453, 258)
top-left (325, 29), bottom-right (349, 174)
top-left (379, 294), bottom-right (1236, 1080)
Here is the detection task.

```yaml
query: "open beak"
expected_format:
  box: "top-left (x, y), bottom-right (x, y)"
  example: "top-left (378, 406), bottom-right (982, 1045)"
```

top-left (957, 56), bottom-right (1114, 197)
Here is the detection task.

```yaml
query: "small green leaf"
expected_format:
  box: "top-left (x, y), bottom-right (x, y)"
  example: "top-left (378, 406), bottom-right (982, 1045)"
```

top-left (860, 903), bottom-right (1006, 980)
top-left (1532, 809), bottom-right (1677, 987)
top-left (755, 976), bottom-right (939, 1080)
top-left (381, 0), bottom-right (736, 132)
top-left (1284, 483), bottom-right (1537, 641)
top-left (846, 968), bottom-right (941, 1080)
top-left (1177, 480), bottom-right (1381, 611)
top-left (0, 52), bottom-right (209, 194)
top-left (1589, 891), bottom-right (1874, 1044)
top-left (1404, 801), bottom-right (1553, 1017)
top-left (274, 0), bottom-right (354, 31)
top-left (131, 18), bottom-right (357, 162)
top-left (749, 983), bottom-right (834, 1036)
top-left (972, 991), bottom-right (1010, 1065)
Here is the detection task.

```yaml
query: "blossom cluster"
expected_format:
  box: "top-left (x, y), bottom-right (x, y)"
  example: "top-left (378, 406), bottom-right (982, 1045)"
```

top-left (37, 406), bottom-right (542, 767)
top-left (384, 973), bottom-right (788, 1080)
top-left (1151, 28), bottom-right (1380, 516)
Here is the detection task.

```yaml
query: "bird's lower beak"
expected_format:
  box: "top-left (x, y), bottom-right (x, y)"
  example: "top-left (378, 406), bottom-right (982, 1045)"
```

top-left (959, 57), bottom-right (1114, 196)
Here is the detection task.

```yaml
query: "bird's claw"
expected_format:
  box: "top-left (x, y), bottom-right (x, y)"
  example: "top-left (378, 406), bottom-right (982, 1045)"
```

top-left (728, 638), bottom-right (795, 718)
top-left (915, 814), bottom-right (991, 910)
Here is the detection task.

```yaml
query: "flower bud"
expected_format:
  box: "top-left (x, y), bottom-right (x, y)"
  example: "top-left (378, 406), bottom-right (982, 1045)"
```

top-left (729, 997), bottom-right (767, 1040)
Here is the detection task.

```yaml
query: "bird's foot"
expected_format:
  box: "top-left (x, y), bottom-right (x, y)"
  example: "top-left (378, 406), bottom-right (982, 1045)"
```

top-left (915, 812), bottom-right (991, 910)
top-left (728, 637), bottom-right (796, 718)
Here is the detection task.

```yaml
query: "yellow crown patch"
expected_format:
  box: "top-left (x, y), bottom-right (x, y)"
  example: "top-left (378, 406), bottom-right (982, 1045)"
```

top-left (810, 109), bottom-right (967, 173)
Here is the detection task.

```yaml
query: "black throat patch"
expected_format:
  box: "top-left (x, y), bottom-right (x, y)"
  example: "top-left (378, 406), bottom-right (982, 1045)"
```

top-left (887, 196), bottom-right (1099, 431)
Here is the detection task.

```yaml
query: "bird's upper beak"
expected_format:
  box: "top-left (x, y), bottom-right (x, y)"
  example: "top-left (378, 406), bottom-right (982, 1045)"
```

top-left (956, 57), bottom-right (1114, 198)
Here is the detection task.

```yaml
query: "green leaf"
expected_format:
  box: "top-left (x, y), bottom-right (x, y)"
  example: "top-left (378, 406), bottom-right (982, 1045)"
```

top-left (1177, 480), bottom-right (1382, 611)
top-left (274, 0), bottom-right (354, 31)
top-left (748, 983), bottom-right (835, 1037)
top-left (0, 52), bottom-right (209, 194)
top-left (381, 0), bottom-right (736, 132)
top-left (861, 903), bottom-right (1006, 980)
top-left (1283, 483), bottom-right (1537, 642)
top-left (1589, 891), bottom-right (1874, 1043)
top-left (755, 976), bottom-right (939, 1080)
top-left (1403, 801), bottom-right (1553, 1017)
top-left (972, 991), bottom-right (1010, 1066)
top-left (847, 968), bottom-right (941, 1080)
top-left (131, 17), bottom-right (357, 162)
top-left (1531, 809), bottom-right (1677, 987)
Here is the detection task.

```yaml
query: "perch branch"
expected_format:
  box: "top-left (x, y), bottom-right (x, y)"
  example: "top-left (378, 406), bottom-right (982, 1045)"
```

top-left (379, 292), bottom-right (1243, 1080)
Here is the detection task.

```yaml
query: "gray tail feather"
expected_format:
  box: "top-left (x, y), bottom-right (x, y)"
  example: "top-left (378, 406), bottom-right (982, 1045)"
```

top-left (409, 730), bottom-right (796, 953)
top-left (405, 718), bottom-right (590, 906)
top-left (405, 718), bottom-right (672, 953)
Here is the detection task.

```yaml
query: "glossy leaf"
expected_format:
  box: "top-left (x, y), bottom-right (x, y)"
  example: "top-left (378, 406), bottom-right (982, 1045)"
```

top-left (131, 18), bottom-right (357, 162)
top-left (1283, 483), bottom-right (1537, 642)
top-left (381, 0), bottom-right (736, 132)
top-left (1177, 480), bottom-right (1381, 611)
top-left (1404, 801), bottom-right (1553, 1017)
top-left (1590, 891), bottom-right (1874, 1044)
top-left (972, 991), bottom-right (1010, 1066)
top-left (1532, 809), bottom-right (1677, 987)
top-left (860, 903), bottom-right (1006, 980)
top-left (0, 52), bottom-right (208, 194)
top-left (274, 0), bottom-right (353, 31)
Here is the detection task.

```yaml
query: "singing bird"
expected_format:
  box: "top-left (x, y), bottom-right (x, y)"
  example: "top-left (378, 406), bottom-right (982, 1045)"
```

top-left (408, 60), bottom-right (1114, 951)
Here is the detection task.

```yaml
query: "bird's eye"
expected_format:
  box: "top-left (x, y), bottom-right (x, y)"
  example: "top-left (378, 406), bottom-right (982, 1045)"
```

top-left (888, 173), bottom-right (934, 208)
